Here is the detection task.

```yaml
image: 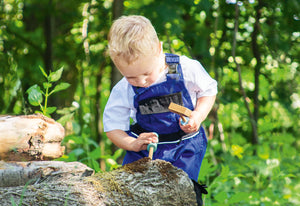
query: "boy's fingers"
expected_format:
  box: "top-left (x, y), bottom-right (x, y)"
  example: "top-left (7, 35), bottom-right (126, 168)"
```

top-left (151, 133), bottom-right (159, 143)
top-left (139, 133), bottom-right (158, 142)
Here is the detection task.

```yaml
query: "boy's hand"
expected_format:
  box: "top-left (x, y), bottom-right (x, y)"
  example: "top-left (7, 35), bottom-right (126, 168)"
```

top-left (179, 96), bottom-right (216, 134)
top-left (179, 110), bottom-right (202, 134)
top-left (130, 132), bottom-right (158, 152)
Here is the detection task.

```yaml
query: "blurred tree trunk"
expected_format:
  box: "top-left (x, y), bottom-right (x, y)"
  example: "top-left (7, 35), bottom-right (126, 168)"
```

top-left (251, 0), bottom-right (263, 145)
top-left (108, 0), bottom-right (124, 159)
top-left (110, 0), bottom-right (124, 89)
top-left (43, 0), bottom-right (53, 72)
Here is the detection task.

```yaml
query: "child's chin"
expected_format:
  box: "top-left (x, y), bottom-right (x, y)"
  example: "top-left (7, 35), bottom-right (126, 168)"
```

top-left (135, 83), bottom-right (149, 88)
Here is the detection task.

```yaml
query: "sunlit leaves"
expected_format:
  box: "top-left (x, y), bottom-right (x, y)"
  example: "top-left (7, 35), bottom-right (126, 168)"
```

top-left (48, 67), bottom-right (64, 82)
top-left (231, 144), bottom-right (244, 159)
top-left (39, 65), bottom-right (48, 78)
top-left (257, 143), bottom-right (270, 160)
top-left (228, 192), bottom-right (249, 204)
top-left (26, 84), bottom-right (43, 106)
top-left (45, 106), bottom-right (57, 115)
top-left (26, 66), bottom-right (70, 117)
top-left (264, 101), bottom-right (293, 128)
top-left (50, 83), bottom-right (71, 95)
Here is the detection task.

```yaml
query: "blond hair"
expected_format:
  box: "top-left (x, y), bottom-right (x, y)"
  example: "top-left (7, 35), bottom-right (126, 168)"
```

top-left (107, 15), bottom-right (159, 64)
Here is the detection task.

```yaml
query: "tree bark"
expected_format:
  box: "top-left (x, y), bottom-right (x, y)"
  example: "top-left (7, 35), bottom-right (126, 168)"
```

top-left (0, 114), bottom-right (65, 161)
top-left (251, 0), bottom-right (263, 145)
top-left (0, 158), bottom-right (197, 206)
top-left (43, 0), bottom-right (53, 72)
top-left (108, 0), bottom-right (125, 158)
top-left (110, 0), bottom-right (124, 90)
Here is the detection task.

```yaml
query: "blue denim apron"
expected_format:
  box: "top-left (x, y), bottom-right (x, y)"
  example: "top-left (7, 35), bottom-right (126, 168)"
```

top-left (123, 53), bottom-right (207, 181)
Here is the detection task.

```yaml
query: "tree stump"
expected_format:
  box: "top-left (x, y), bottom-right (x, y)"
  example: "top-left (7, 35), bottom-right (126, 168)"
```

top-left (0, 114), bottom-right (65, 161)
top-left (0, 158), bottom-right (197, 205)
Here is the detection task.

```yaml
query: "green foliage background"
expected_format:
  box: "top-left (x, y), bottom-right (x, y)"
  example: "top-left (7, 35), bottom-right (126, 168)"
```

top-left (1, 0), bottom-right (299, 205)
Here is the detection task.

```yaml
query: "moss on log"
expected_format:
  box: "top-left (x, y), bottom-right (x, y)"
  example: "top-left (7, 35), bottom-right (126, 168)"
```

top-left (0, 158), bottom-right (197, 205)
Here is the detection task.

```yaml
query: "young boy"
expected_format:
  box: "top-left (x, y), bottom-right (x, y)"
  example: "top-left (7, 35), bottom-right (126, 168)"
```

top-left (103, 15), bottom-right (217, 205)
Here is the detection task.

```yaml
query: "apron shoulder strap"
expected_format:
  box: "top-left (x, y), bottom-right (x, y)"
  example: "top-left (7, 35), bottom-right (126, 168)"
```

top-left (165, 53), bottom-right (183, 80)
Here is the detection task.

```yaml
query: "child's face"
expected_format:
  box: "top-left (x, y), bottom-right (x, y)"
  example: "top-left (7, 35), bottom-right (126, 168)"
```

top-left (114, 52), bottom-right (165, 88)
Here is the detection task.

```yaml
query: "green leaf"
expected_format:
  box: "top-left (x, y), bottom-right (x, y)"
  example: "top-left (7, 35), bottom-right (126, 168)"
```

top-left (215, 191), bottom-right (227, 203)
top-left (88, 139), bottom-right (99, 148)
top-left (45, 106), bottom-right (57, 114)
top-left (71, 148), bottom-right (85, 157)
top-left (43, 82), bottom-right (52, 89)
top-left (50, 82), bottom-right (70, 95)
top-left (106, 158), bottom-right (117, 166)
top-left (113, 148), bottom-right (124, 159)
top-left (219, 164), bottom-right (230, 178)
top-left (62, 135), bottom-right (83, 144)
top-left (10, 196), bottom-right (17, 206)
top-left (91, 158), bottom-right (100, 172)
top-left (58, 153), bottom-right (77, 162)
top-left (228, 192), bottom-right (249, 204)
top-left (90, 147), bottom-right (101, 159)
top-left (198, 158), bottom-right (217, 181)
top-left (39, 66), bottom-right (48, 78)
top-left (49, 67), bottom-right (64, 82)
top-left (57, 113), bottom-right (74, 126)
top-left (26, 85), bottom-right (43, 106)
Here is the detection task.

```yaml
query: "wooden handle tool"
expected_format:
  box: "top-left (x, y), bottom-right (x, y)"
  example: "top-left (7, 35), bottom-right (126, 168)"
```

top-left (168, 102), bottom-right (192, 125)
top-left (147, 143), bottom-right (157, 160)
top-left (147, 132), bottom-right (158, 160)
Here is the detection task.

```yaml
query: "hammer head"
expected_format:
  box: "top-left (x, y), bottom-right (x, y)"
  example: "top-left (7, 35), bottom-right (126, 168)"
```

top-left (168, 102), bottom-right (192, 117)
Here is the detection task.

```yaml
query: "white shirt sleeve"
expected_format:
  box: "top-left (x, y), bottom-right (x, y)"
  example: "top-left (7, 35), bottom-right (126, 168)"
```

top-left (180, 56), bottom-right (218, 105)
top-left (103, 77), bottom-right (136, 132)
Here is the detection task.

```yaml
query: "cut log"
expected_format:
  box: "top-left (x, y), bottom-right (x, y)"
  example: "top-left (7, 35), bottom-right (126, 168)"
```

top-left (0, 158), bottom-right (197, 205)
top-left (0, 114), bottom-right (65, 161)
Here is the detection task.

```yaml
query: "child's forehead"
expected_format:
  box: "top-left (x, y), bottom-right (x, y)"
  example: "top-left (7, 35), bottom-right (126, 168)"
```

top-left (117, 53), bottom-right (159, 67)
top-left (115, 54), bottom-right (161, 75)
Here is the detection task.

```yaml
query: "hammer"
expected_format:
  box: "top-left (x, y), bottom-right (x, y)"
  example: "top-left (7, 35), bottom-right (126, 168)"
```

top-left (168, 102), bottom-right (192, 125)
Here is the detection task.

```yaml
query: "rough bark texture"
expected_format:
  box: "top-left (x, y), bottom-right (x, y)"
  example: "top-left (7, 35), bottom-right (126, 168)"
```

top-left (0, 158), bottom-right (197, 206)
top-left (0, 114), bottom-right (65, 160)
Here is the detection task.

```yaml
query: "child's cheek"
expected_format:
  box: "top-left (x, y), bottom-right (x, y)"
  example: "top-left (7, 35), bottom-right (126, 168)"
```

top-left (148, 74), bottom-right (158, 85)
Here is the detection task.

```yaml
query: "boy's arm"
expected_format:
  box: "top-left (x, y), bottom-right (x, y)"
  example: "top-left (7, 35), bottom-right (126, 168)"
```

top-left (106, 129), bottom-right (158, 152)
top-left (180, 95), bottom-right (216, 134)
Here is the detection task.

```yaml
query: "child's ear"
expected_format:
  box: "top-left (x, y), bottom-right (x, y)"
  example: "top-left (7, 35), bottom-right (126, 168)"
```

top-left (158, 41), bottom-right (163, 55)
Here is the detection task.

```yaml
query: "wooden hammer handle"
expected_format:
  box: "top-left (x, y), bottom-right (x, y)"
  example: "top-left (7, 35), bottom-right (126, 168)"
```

top-left (180, 115), bottom-right (187, 123)
top-left (148, 147), bottom-right (154, 160)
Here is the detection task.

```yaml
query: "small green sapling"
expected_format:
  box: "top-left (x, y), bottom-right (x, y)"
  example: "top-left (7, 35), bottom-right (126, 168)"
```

top-left (26, 66), bottom-right (70, 117)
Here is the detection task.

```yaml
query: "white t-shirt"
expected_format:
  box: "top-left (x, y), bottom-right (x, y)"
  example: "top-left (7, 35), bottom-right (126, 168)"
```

top-left (103, 55), bottom-right (218, 132)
